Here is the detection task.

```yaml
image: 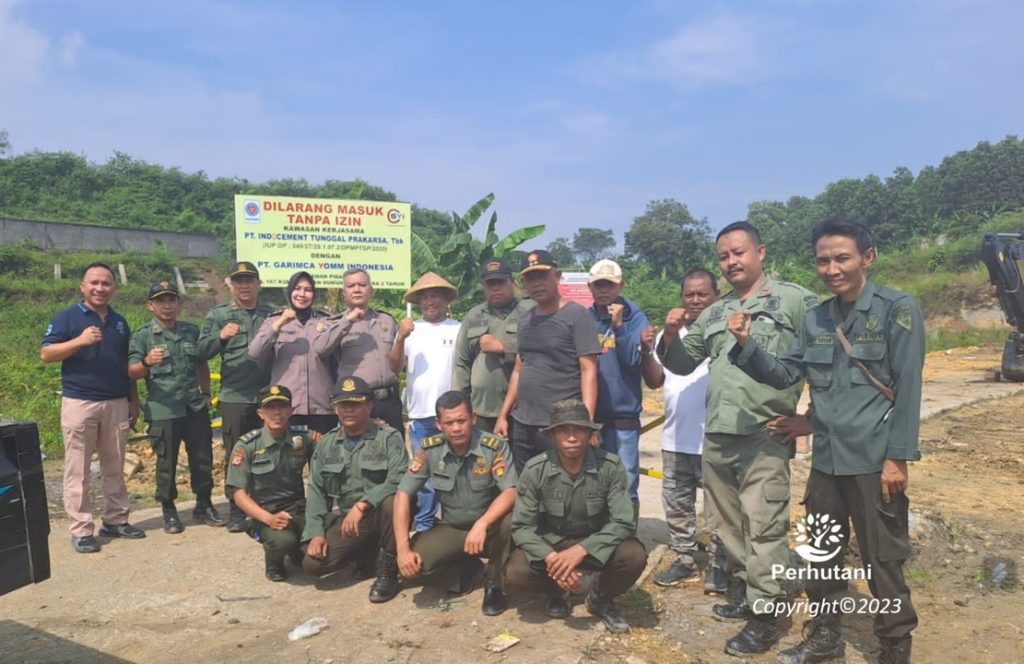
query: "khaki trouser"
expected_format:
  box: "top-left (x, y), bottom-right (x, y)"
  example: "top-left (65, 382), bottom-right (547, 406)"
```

top-left (410, 513), bottom-right (513, 590)
top-left (61, 396), bottom-right (131, 537)
top-left (702, 430), bottom-right (792, 611)
top-left (505, 537), bottom-right (647, 597)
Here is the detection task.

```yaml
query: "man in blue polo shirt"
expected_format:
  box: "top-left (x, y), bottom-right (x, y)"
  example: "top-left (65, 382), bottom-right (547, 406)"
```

top-left (41, 262), bottom-right (146, 553)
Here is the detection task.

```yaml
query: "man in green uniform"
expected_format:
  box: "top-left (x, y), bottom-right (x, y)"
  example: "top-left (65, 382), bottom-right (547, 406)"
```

top-left (506, 399), bottom-right (647, 634)
top-left (226, 385), bottom-right (314, 581)
top-left (197, 261), bottom-right (275, 532)
top-left (657, 221), bottom-right (818, 656)
top-left (727, 218), bottom-right (921, 664)
top-left (129, 281), bottom-right (224, 533)
top-left (392, 391), bottom-right (517, 616)
top-left (302, 376), bottom-right (408, 603)
top-left (452, 259), bottom-right (533, 433)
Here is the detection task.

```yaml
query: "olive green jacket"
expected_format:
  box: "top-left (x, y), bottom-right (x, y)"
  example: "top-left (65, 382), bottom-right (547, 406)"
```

top-left (128, 318), bottom-right (205, 421)
top-left (731, 280), bottom-right (925, 474)
top-left (301, 422), bottom-right (406, 542)
top-left (512, 447), bottom-right (634, 565)
top-left (658, 276), bottom-right (818, 435)
top-left (398, 429), bottom-right (517, 529)
top-left (197, 301), bottom-right (274, 404)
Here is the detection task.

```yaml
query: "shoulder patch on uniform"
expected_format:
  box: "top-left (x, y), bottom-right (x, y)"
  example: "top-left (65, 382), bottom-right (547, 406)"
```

top-left (230, 446), bottom-right (246, 467)
top-left (479, 435), bottom-right (502, 450)
top-left (409, 449), bottom-right (427, 473)
top-left (420, 434), bottom-right (445, 449)
top-left (892, 303), bottom-right (913, 332)
top-left (803, 294), bottom-right (821, 309)
top-left (237, 429), bottom-right (261, 445)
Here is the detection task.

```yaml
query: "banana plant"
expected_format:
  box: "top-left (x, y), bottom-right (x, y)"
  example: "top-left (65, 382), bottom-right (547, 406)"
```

top-left (412, 193), bottom-right (545, 303)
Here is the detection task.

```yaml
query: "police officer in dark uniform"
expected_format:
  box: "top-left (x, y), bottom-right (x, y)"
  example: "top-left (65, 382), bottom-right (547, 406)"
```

top-left (226, 385), bottom-right (314, 581)
top-left (197, 261), bottom-right (275, 531)
top-left (728, 218), bottom-right (922, 664)
top-left (507, 399), bottom-right (647, 633)
top-left (392, 391), bottom-right (517, 616)
top-left (129, 281), bottom-right (224, 532)
top-left (301, 376), bottom-right (408, 602)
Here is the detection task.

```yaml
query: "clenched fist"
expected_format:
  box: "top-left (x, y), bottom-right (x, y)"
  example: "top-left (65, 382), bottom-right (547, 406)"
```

top-left (397, 317), bottom-right (415, 340)
top-left (727, 310), bottom-right (752, 347)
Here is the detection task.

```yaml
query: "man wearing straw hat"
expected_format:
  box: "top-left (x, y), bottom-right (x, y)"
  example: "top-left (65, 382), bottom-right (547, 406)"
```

top-left (389, 271), bottom-right (461, 532)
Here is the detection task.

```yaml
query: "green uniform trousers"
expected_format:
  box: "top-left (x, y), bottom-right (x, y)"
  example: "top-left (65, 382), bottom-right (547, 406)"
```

top-left (148, 409), bottom-right (214, 503)
top-left (702, 429), bottom-right (792, 610)
top-left (252, 507), bottom-right (305, 563)
top-left (411, 513), bottom-right (513, 590)
top-left (505, 537), bottom-right (647, 597)
top-left (302, 495), bottom-right (397, 577)
top-left (803, 469), bottom-right (918, 639)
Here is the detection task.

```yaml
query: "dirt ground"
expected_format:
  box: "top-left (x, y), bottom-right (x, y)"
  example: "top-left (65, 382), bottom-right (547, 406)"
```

top-left (2, 346), bottom-right (1022, 663)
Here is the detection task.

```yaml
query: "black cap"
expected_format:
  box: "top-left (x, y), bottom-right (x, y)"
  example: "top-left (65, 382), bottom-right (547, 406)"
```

top-left (331, 376), bottom-right (374, 404)
top-left (480, 258), bottom-right (513, 282)
top-left (147, 280), bottom-right (180, 300)
top-left (258, 384), bottom-right (292, 406)
top-left (520, 250), bottom-right (557, 275)
top-left (229, 261), bottom-right (260, 280)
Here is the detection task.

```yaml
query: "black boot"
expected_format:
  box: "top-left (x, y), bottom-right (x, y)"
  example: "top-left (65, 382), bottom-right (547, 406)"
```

top-left (585, 591), bottom-right (630, 634)
top-left (704, 560), bottom-right (730, 595)
top-left (226, 502), bottom-right (247, 533)
top-left (724, 613), bottom-right (779, 657)
top-left (193, 494), bottom-right (226, 527)
top-left (449, 557), bottom-right (483, 596)
top-left (878, 636), bottom-right (912, 664)
top-left (481, 580), bottom-right (508, 616)
top-left (265, 553), bottom-right (287, 582)
top-left (545, 591), bottom-right (571, 619)
top-left (368, 551), bottom-right (400, 603)
top-left (777, 620), bottom-right (845, 663)
top-left (162, 502), bottom-right (183, 534)
top-left (713, 576), bottom-right (751, 621)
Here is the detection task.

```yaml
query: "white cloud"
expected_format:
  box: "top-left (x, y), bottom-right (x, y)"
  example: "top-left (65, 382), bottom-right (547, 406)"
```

top-left (58, 30), bottom-right (85, 67)
top-left (0, 0), bottom-right (49, 87)
top-left (586, 9), bottom-right (780, 91)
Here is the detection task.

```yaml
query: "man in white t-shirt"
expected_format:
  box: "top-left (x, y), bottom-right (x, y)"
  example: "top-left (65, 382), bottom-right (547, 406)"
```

top-left (390, 272), bottom-right (461, 531)
top-left (640, 268), bottom-right (729, 591)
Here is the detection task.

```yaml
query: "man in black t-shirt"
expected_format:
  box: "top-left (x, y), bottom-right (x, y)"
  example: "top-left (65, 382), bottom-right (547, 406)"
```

top-left (496, 250), bottom-right (600, 472)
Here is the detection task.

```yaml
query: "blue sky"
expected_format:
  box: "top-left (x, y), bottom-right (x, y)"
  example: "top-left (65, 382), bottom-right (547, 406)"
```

top-left (2, 0), bottom-right (1022, 249)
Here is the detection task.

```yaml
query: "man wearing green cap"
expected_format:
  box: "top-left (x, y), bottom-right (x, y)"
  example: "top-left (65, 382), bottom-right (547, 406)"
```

top-left (507, 399), bottom-right (646, 633)
top-left (302, 375), bottom-right (408, 602)
top-left (198, 260), bottom-right (275, 532)
top-left (129, 281), bottom-right (223, 533)
top-left (392, 391), bottom-right (517, 616)
top-left (226, 384), bottom-right (314, 581)
top-left (452, 259), bottom-right (534, 434)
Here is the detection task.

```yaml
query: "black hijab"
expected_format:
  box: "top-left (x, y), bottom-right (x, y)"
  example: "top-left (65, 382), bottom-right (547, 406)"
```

top-left (286, 271), bottom-right (316, 324)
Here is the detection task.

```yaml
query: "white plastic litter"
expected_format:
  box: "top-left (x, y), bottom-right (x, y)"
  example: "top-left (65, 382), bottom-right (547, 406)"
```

top-left (288, 617), bottom-right (328, 641)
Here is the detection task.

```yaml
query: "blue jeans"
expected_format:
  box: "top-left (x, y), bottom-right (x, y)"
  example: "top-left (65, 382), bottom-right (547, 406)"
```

top-left (599, 424), bottom-right (640, 503)
top-left (408, 418), bottom-right (440, 531)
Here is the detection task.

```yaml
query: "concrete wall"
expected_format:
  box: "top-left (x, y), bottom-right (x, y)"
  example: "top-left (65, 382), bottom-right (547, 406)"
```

top-left (0, 218), bottom-right (221, 258)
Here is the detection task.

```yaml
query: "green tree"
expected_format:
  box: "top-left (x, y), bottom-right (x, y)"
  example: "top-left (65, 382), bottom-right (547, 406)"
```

top-left (571, 227), bottom-right (615, 265)
top-left (547, 237), bottom-right (576, 268)
top-left (624, 199), bottom-right (713, 278)
top-left (0, 130), bottom-right (10, 157)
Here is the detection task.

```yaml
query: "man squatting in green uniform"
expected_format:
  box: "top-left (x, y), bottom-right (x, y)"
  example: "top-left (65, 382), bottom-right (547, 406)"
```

top-left (129, 281), bottom-right (224, 532)
top-left (392, 391), bottom-right (517, 616)
top-left (451, 258), bottom-right (533, 434)
top-left (197, 261), bottom-right (274, 532)
top-left (506, 399), bottom-right (647, 634)
top-left (657, 221), bottom-right (818, 657)
top-left (727, 218), bottom-right (921, 664)
top-left (301, 376), bottom-right (408, 603)
top-left (226, 385), bottom-right (314, 581)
